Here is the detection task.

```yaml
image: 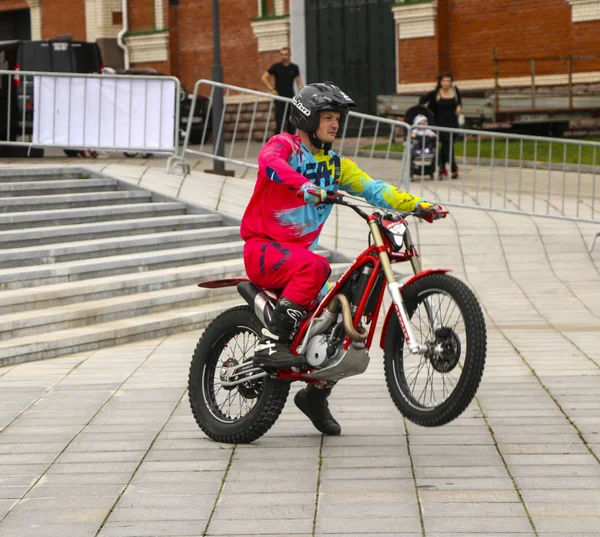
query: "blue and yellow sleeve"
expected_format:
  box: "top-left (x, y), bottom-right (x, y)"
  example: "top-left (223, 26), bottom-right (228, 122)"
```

top-left (338, 156), bottom-right (424, 211)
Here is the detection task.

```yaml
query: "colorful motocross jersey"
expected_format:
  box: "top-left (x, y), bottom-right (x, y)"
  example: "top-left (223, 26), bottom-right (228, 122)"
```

top-left (241, 133), bottom-right (424, 250)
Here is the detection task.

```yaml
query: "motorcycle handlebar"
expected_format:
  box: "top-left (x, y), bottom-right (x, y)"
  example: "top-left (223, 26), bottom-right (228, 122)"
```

top-left (322, 192), bottom-right (448, 222)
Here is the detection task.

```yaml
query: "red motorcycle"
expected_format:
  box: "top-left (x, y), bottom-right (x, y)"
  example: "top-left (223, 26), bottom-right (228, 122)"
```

top-left (188, 194), bottom-right (487, 443)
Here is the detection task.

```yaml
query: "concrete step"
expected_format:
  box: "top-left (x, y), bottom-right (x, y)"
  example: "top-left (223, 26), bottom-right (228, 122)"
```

top-left (0, 165), bottom-right (349, 365)
top-left (0, 178), bottom-right (117, 197)
top-left (0, 170), bottom-right (89, 182)
top-left (0, 241), bottom-right (245, 290)
top-left (0, 283), bottom-right (240, 340)
top-left (0, 190), bottom-right (151, 213)
top-left (0, 213), bottom-right (223, 249)
top-left (0, 226), bottom-right (241, 268)
top-left (0, 297), bottom-right (245, 367)
top-left (0, 202), bottom-right (187, 230)
top-left (0, 259), bottom-right (348, 315)
top-left (0, 258), bottom-right (247, 314)
top-left (0, 261), bottom-right (358, 366)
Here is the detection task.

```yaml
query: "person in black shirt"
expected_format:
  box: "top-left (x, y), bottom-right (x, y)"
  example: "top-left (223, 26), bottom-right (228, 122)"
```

top-left (261, 47), bottom-right (304, 134)
top-left (419, 73), bottom-right (463, 179)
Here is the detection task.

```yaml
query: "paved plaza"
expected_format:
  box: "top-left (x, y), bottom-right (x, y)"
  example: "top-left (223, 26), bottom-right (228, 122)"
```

top-left (0, 153), bottom-right (599, 536)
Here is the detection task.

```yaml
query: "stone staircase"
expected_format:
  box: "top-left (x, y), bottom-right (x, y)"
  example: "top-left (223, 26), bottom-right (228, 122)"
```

top-left (0, 168), bottom-right (342, 366)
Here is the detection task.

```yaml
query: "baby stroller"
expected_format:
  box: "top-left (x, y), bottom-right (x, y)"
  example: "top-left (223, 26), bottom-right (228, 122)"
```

top-left (405, 105), bottom-right (438, 181)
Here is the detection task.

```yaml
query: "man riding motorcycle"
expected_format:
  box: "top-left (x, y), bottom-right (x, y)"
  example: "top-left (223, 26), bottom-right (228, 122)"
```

top-left (240, 82), bottom-right (445, 436)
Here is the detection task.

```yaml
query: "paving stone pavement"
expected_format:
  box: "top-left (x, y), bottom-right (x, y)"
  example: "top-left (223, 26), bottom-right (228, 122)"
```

top-left (0, 154), bottom-right (599, 536)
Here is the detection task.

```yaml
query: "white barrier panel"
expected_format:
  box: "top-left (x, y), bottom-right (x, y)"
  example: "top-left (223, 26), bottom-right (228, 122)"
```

top-left (33, 76), bottom-right (176, 150)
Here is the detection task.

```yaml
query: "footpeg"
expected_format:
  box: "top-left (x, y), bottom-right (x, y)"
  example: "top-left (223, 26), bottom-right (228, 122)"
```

top-left (220, 361), bottom-right (267, 387)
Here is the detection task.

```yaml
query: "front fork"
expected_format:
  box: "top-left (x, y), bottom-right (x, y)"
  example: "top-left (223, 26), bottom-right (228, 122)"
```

top-left (406, 228), bottom-right (438, 331)
top-left (370, 221), bottom-right (432, 354)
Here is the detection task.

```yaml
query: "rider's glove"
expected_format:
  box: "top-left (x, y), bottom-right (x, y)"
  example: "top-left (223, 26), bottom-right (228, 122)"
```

top-left (299, 182), bottom-right (327, 205)
top-left (415, 201), bottom-right (447, 223)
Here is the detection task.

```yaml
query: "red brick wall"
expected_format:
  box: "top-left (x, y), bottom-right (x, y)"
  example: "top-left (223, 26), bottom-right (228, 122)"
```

top-left (129, 0), bottom-right (155, 30)
top-left (397, 0), bottom-right (600, 86)
top-left (167, 3), bottom-right (180, 80)
top-left (0, 0), bottom-right (28, 11)
top-left (398, 36), bottom-right (439, 85)
top-left (447, 0), bottom-right (600, 81)
top-left (436, 0), bottom-right (451, 74)
top-left (569, 20), bottom-right (600, 74)
top-left (42, 0), bottom-right (86, 41)
top-left (172, 0), bottom-right (270, 95)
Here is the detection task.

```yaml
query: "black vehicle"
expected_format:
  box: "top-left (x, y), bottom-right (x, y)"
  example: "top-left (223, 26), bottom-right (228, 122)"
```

top-left (0, 39), bottom-right (103, 156)
top-left (116, 67), bottom-right (211, 148)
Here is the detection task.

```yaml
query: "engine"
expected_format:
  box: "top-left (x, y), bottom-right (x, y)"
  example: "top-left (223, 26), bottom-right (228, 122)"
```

top-left (305, 332), bottom-right (344, 368)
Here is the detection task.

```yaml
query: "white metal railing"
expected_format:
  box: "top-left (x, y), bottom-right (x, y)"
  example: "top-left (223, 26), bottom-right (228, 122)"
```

top-left (0, 70), bottom-right (181, 155)
top-left (590, 232), bottom-right (600, 252)
top-left (168, 79), bottom-right (292, 172)
top-left (169, 79), bottom-right (599, 228)
top-left (167, 79), bottom-right (412, 185)
top-left (405, 124), bottom-right (600, 224)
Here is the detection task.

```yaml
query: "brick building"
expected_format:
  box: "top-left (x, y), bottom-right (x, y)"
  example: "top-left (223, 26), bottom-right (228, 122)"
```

top-left (1, 0), bottom-right (600, 112)
top-left (396, 0), bottom-right (600, 93)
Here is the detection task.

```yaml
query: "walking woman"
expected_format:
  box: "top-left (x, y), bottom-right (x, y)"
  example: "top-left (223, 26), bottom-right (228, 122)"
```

top-left (419, 73), bottom-right (462, 179)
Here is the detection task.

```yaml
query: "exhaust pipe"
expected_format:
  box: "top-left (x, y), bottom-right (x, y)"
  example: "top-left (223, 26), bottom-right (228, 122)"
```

top-left (327, 294), bottom-right (368, 342)
top-left (237, 281), bottom-right (273, 327)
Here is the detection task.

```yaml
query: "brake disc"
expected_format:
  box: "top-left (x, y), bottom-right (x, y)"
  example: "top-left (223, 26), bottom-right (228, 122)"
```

top-left (429, 327), bottom-right (461, 373)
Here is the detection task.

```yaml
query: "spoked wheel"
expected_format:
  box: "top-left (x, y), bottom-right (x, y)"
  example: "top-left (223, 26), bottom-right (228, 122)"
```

top-left (188, 306), bottom-right (290, 443)
top-left (384, 273), bottom-right (486, 426)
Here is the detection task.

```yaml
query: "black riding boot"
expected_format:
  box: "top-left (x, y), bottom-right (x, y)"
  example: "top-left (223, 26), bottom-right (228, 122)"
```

top-left (294, 385), bottom-right (341, 436)
top-left (253, 297), bottom-right (306, 369)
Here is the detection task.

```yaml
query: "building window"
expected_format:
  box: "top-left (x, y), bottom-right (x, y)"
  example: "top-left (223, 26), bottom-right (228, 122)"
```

top-left (252, 0), bottom-right (289, 50)
top-left (257, 0), bottom-right (286, 19)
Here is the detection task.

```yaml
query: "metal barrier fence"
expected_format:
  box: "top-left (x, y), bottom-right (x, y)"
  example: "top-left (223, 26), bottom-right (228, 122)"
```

top-left (590, 232), bottom-right (600, 252)
top-left (170, 79), bottom-right (600, 232)
top-left (167, 79), bottom-right (412, 182)
top-left (404, 124), bottom-right (600, 225)
top-left (0, 70), bottom-right (181, 156)
top-left (168, 79), bottom-right (291, 172)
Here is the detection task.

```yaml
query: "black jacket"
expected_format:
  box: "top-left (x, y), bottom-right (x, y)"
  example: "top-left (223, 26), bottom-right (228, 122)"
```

top-left (419, 86), bottom-right (462, 127)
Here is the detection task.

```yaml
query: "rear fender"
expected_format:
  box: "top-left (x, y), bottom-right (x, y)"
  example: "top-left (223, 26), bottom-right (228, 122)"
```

top-left (198, 278), bottom-right (275, 328)
top-left (197, 277), bottom-right (249, 289)
top-left (379, 269), bottom-right (451, 349)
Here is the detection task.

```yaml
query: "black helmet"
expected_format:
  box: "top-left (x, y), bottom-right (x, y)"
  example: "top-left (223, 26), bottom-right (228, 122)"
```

top-left (290, 82), bottom-right (356, 149)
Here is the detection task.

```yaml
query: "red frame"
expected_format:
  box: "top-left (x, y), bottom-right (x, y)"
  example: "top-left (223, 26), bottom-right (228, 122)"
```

top-left (290, 217), bottom-right (419, 354)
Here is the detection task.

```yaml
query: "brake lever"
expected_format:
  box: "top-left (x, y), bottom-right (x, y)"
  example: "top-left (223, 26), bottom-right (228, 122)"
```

top-left (324, 191), bottom-right (344, 204)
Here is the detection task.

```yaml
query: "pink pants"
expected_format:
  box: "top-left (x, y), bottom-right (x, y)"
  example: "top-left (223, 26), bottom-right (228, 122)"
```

top-left (243, 239), bottom-right (331, 308)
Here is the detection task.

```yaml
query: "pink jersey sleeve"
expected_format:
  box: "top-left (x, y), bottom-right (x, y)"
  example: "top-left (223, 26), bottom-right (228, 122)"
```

top-left (257, 134), bottom-right (308, 191)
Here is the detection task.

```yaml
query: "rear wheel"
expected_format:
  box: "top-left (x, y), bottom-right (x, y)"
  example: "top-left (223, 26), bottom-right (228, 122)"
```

top-left (188, 306), bottom-right (289, 443)
top-left (384, 273), bottom-right (486, 426)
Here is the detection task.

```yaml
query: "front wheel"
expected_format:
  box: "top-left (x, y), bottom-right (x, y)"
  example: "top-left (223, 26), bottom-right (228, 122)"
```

top-left (188, 305), bottom-right (290, 443)
top-left (384, 273), bottom-right (486, 426)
